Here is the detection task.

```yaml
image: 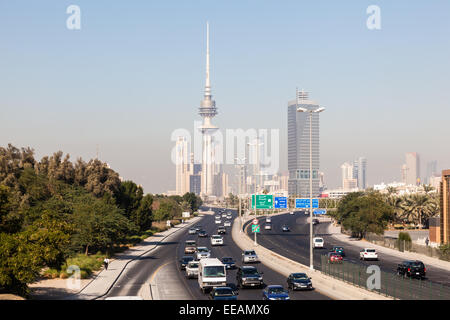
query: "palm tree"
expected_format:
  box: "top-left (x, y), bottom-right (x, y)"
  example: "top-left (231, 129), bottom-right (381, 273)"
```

top-left (400, 194), bottom-right (437, 228)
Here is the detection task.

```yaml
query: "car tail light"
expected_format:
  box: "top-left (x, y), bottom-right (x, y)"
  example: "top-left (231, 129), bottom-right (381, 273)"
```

top-left (424, 267), bottom-right (426, 272)
top-left (408, 268), bottom-right (411, 272)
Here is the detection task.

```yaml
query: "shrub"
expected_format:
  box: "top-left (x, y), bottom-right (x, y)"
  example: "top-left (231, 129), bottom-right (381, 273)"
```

top-left (397, 232), bottom-right (412, 252)
top-left (439, 244), bottom-right (450, 261)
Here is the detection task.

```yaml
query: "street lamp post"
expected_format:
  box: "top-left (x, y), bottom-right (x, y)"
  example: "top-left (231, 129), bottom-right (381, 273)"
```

top-left (297, 102), bottom-right (325, 271)
top-left (235, 157), bottom-right (246, 233)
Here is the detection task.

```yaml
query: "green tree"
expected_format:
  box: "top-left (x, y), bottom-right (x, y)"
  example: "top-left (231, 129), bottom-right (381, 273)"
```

top-left (337, 191), bottom-right (394, 239)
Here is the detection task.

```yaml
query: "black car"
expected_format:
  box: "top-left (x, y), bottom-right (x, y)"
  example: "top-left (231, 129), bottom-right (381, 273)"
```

top-left (236, 266), bottom-right (264, 288)
top-left (397, 260), bottom-right (426, 279)
top-left (312, 219), bottom-right (319, 225)
top-left (287, 273), bottom-right (313, 291)
top-left (198, 230), bottom-right (208, 237)
top-left (221, 257), bottom-right (236, 269)
top-left (179, 256), bottom-right (195, 270)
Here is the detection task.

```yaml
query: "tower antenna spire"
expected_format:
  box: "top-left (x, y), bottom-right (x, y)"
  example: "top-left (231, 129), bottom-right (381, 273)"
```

top-left (205, 21), bottom-right (211, 98)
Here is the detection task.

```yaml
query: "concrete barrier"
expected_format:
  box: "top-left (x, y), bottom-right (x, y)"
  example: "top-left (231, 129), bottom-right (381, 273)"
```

top-left (232, 215), bottom-right (392, 300)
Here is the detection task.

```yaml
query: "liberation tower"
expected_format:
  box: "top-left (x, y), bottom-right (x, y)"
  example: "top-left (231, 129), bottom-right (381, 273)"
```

top-left (198, 22), bottom-right (218, 198)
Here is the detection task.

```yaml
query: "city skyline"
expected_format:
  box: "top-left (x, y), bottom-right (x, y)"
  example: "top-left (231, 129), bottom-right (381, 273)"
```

top-left (1, 1), bottom-right (450, 193)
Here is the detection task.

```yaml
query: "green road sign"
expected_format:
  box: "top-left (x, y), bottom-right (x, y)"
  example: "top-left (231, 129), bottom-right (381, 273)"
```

top-left (252, 194), bottom-right (273, 209)
top-left (251, 224), bottom-right (260, 233)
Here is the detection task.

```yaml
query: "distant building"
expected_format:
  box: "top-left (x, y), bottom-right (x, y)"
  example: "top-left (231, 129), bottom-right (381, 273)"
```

top-left (429, 174), bottom-right (442, 191)
top-left (175, 136), bottom-right (190, 195)
top-left (440, 170), bottom-right (450, 244)
top-left (404, 152), bottom-right (420, 186)
top-left (356, 157), bottom-right (367, 189)
top-left (343, 178), bottom-right (358, 190)
top-left (287, 89), bottom-right (322, 197)
top-left (426, 160), bottom-right (438, 184)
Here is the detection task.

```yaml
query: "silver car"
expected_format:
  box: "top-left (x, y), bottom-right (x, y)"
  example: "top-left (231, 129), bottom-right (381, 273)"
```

top-left (185, 261), bottom-right (199, 278)
top-left (196, 247), bottom-right (211, 260)
top-left (242, 250), bottom-right (259, 263)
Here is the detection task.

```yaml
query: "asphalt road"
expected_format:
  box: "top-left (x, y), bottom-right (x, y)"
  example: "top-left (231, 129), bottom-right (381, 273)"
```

top-left (245, 211), bottom-right (450, 299)
top-left (105, 207), bottom-right (330, 300)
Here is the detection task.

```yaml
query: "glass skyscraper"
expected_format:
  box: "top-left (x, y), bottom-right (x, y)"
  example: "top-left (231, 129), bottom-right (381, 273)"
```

top-left (287, 90), bottom-right (321, 197)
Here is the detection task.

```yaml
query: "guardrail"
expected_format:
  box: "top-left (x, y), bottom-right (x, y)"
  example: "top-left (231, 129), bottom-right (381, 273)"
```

top-left (320, 255), bottom-right (450, 300)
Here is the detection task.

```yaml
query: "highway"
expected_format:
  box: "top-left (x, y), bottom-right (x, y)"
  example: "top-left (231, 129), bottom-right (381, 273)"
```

top-left (104, 207), bottom-right (330, 300)
top-left (245, 211), bottom-right (450, 299)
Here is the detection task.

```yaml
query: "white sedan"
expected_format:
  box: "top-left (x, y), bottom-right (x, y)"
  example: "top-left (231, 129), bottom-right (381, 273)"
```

top-left (224, 220), bottom-right (231, 227)
top-left (360, 248), bottom-right (378, 261)
top-left (210, 235), bottom-right (224, 246)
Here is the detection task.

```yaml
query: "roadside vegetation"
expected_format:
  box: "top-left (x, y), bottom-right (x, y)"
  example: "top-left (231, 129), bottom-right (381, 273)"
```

top-left (0, 144), bottom-right (202, 297)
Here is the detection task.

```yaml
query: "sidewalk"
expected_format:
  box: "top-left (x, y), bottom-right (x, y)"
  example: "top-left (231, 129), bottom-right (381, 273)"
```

top-left (328, 223), bottom-right (450, 271)
top-left (67, 215), bottom-right (203, 300)
top-left (232, 214), bottom-right (391, 300)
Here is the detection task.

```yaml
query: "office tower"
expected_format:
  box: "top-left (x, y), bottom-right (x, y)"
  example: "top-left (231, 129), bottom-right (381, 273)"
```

top-left (287, 90), bottom-right (322, 196)
top-left (189, 163), bottom-right (202, 195)
top-left (357, 157), bottom-right (367, 189)
top-left (440, 170), bottom-right (450, 244)
top-left (175, 136), bottom-right (190, 195)
top-left (341, 162), bottom-right (354, 190)
top-left (426, 160), bottom-right (438, 184)
top-left (198, 22), bottom-right (219, 198)
top-left (405, 152), bottom-right (420, 185)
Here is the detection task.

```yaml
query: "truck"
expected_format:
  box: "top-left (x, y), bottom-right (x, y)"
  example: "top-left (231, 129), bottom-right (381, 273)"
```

top-left (198, 258), bottom-right (227, 294)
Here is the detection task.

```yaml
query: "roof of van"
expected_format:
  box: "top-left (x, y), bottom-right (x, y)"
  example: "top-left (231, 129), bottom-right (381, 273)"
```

top-left (199, 258), bottom-right (223, 266)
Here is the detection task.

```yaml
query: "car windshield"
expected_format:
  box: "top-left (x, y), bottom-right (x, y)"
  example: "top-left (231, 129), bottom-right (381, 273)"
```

top-left (198, 248), bottom-right (209, 252)
top-left (214, 288), bottom-right (233, 296)
top-left (268, 287), bottom-right (285, 294)
top-left (182, 257), bottom-right (194, 262)
top-left (222, 258), bottom-right (232, 262)
top-left (188, 262), bottom-right (198, 268)
top-left (315, 239), bottom-right (323, 242)
top-left (204, 266), bottom-right (226, 277)
top-left (367, 249), bottom-right (376, 253)
top-left (245, 251), bottom-right (256, 255)
top-left (212, 235), bottom-right (221, 239)
top-left (242, 268), bottom-right (259, 275)
top-left (292, 273), bottom-right (308, 280)
top-left (186, 241), bottom-right (196, 245)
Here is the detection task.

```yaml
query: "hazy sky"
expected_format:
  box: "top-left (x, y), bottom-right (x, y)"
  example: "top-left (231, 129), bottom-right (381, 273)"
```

top-left (1, 1), bottom-right (449, 193)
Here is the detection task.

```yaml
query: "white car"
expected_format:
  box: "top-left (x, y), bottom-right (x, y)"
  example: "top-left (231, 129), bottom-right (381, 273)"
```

top-left (360, 248), bottom-right (378, 261)
top-left (266, 217), bottom-right (272, 223)
top-left (188, 228), bottom-right (197, 235)
top-left (215, 218), bottom-right (221, 224)
top-left (290, 211), bottom-right (295, 215)
top-left (242, 250), bottom-right (259, 263)
top-left (313, 237), bottom-right (324, 249)
top-left (196, 247), bottom-right (211, 260)
top-left (185, 261), bottom-right (199, 278)
top-left (210, 235), bottom-right (224, 246)
top-left (264, 223), bottom-right (272, 230)
top-left (224, 220), bottom-right (231, 227)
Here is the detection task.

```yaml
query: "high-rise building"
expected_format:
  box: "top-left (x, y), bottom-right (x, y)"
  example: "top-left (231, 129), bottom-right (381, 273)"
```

top-left (357, 157), bottom-right (367, 189)
top-left (198, 22), bottom-right (219, 198)
top-left (404, 152), bottom-right (420, 186)
top-left (426, 160), bottom-right (438, 184)
top-left (287, 89), bottom-right (322, 197)
top-left (189, 163), bottom-right (202, 195)
top-left (175, 136), bottom-right (190, 195)
top-left (439, 170), bottom-right (450, 244)
top-left (341, 162), bottom-right (353, 188)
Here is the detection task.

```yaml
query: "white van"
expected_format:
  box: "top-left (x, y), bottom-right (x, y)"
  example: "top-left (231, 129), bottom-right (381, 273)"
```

top-left (198, 258), bottom-right (227, 293)
top-left (313, 237), bottom-right (324, 249)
